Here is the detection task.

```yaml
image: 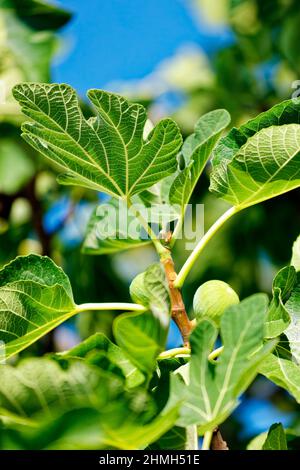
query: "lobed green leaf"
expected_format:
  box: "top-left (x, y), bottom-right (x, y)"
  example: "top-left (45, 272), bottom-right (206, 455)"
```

top-left (170, 109), bottom-right (230, 211)
top-left (0, 254), bottom-right (76, 359)
top-left (13, 83), bottom-right (182, 199)
top-left (210, 100), bottom-right (300, 209)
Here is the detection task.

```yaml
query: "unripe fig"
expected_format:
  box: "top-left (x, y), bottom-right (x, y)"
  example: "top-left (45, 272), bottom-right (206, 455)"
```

top-left (129, 272), bottom-right (148, 306)
top-left (193, 280), bottom-right (239, 322)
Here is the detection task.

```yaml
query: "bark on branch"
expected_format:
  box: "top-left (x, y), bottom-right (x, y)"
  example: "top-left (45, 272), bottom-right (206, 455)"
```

top-left (161, 253), bottom-right (193, 347)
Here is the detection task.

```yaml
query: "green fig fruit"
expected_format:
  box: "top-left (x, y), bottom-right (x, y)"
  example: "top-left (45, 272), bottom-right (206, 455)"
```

top-left (129, 272), bottom-right (148, 306)
top-left (193, 280), bottom-right (239, 323)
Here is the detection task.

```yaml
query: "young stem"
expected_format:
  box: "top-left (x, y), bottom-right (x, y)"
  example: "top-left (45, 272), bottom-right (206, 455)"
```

top-left (185, 425), bottom-right (198, 450)
top-left (126, 199), bottom-right (193, 345)
top-left (161, 251), bottom-right (193, 347)
top-left (158, 347), bottom-right (191, 360)
top-left (174, 206), bottom-right (238, 288)
top-left (158, 344), bottom-right (223, 361)
top-left (76, 302), bottom-right (146, 313)
top-left (202, 430), bottom-right (213, 450)
top-left (208, 346), bottom-right (224, 361)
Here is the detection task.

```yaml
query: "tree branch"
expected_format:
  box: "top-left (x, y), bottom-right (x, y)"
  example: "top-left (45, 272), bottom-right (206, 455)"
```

top-left (161, 251), bottom-right (193, 347)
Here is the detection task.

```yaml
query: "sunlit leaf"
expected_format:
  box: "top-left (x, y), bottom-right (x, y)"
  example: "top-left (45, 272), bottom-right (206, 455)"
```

top-left (247, 431), bottom-right (268, 450)
top-left (0, 254), bottom-right (76, 359)
top-left (170, 109), bottom-right (230, 211)
top-left (210, 100), bottom-right (300, 209)
top-left (13, 83), bottom-right (182, 198)
top-left (259, 352), bottom-right (300, 403)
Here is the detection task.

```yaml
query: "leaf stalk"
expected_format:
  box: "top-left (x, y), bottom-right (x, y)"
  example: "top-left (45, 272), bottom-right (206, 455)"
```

top-left (202, 430), bottom-right (213, 450)
top-left (158, 347), bottom-right (191, 360)
top-left (174, 206), bottom-right (238, 288)
top-left (185, 425), bottom-right (199, 450)
top-left (158, 345), bottom-right (224, 361)
top-left (76, 302), bottom-right (146, 313)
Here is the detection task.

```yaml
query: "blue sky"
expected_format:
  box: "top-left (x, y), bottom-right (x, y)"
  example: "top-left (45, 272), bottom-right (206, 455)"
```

top-left (53, 0), bottom-right (232, 94)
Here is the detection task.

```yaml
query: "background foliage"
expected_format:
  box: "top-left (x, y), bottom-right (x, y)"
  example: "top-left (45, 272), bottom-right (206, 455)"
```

top-left (0, 0), bottom-right (300, 449)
